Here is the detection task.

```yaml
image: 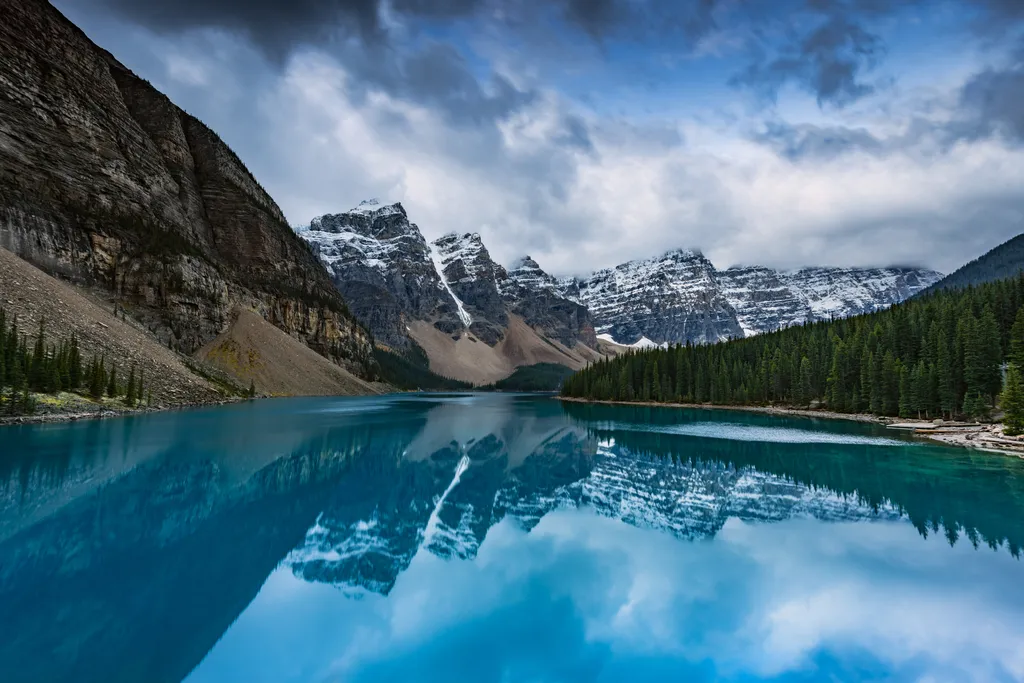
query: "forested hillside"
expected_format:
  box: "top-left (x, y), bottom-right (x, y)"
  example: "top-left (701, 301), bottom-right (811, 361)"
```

top-left (563, 275), bottom-right (1024, 420)
top-left (921, 234), bottom-right (1024, 294)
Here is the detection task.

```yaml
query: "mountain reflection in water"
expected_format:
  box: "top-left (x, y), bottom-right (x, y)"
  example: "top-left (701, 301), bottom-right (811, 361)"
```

top-left (1, 394), bottom-right (1022, 683)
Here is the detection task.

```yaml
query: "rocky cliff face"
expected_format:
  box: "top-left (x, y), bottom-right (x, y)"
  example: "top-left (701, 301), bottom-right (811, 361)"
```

top-left (431, 232), bottom-right (509, 344)
top-left (499, 256), bottom-right (598, 348)
top-left (300, 203), bottom-right (599, 353)
top-left (300, 200), bottom-right (463, 349)
top-left (559, 249), bottom-right (745, 345)
top-left (559, 250), bottom-right (942, 345)
top-left (0, 0), bottom-right (374, 375)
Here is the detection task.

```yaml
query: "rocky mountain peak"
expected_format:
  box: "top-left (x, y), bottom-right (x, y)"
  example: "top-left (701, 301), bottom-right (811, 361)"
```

top-left (431, 232), bottom-right (507, 343)
top-left (432, 232), bottom-right (502, 285)
top-left (350, 198), bottom-right (406, 219)
top-left (500, 254), bottom-right (561, 300)
top-left (300, 203), bottom-right (465, 348)
top-left (308, 200), bottom-right (415, 242)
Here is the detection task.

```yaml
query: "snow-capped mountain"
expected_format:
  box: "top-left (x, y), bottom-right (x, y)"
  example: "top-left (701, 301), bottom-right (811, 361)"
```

top-left (300, 200), bottom-right (465, 348)
top-left (720, 265), bottom-right (943, 338)
top-left (431, 232), bottom-right (509, 344)
top-left (557, 250), bottom-right (942, 345)
top-left (501, 256), bottom-right (598, 348)
top-left (299, 202), bottom-right (600, 382)
top-left (558, 249), bottom-right (745, 345)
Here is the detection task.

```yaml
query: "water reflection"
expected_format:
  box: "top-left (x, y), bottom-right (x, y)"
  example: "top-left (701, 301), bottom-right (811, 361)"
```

top-left (562, 402), bottom-right (1024, 555)
top-left (0, 394), bottom-right (1022, 683)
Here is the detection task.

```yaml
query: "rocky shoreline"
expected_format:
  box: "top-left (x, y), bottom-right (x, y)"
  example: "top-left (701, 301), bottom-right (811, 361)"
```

top-left (0, 394), bottom-right (242, 428)
top-left (557, 397), bottom-right (1024, 458)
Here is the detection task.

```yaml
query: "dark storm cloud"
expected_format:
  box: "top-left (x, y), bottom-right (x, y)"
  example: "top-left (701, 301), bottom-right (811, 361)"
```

top-left (732, 13), bottom-right (885, 107)
top-left (87, 0), bottom-right (384, 58)
top-left (732, 0), bottom-right (1024, 108)
top-left (82, 0), bottom-right (723, 51)
top-left (960, 45), bottom-right (1024, 141)
top-left (77, 0), bottom-right (726, 130)
top-left (756, 122), bottom-right (885, 160)
top-left (340, 41), bottom-right (538, 126)
top-left (757, 37), bottom-right (1024, 162)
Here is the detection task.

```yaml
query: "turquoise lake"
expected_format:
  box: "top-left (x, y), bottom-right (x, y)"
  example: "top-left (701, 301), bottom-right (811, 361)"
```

top-left (1, 393), bottom-right (1023, 682)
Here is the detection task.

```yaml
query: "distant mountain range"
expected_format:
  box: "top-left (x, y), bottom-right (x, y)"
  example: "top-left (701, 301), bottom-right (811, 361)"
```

top-left (920, 232), bottom-right (1024, 295)
top-left (299, 200), bottom-right (942, 382)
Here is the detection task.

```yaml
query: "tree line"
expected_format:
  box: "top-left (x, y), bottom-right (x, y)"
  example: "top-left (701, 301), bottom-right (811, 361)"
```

top-left (562, 273), bottom-right (1024, 424)
top-left (0, 307), bottom-right (151, 415)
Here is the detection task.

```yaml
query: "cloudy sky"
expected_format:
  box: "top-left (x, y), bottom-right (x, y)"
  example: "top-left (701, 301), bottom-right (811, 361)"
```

top-left (56, 0), bottom-right (1024, 276)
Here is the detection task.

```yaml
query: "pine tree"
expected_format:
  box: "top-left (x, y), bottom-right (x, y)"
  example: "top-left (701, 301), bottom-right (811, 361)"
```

top-left (899, 365), bottom-right (913, 418)
top-left (125, 364), bottom-right (137, 407)
top-left (797, 356), bottom-right (813, 407)
top-left (1001, 363), bottom-right (1024, 435)
top-left (963, 391), bottom-right (989, 421)
top-left (68, 334), bottom-right (82, 389)
top-left (1010, 307), bottom-right (1024, 368)
top-left (248, 379), bottom-right (256, 399)
top-left (89, 355), bottom-right (104, 399)
top-left (107, 365), bottom-right (118, 398)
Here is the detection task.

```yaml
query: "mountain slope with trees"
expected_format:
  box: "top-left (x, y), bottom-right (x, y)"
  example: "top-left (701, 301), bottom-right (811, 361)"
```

top-left (0, 247), bottom-right (225, 417)
top-left (563, 273), bottom-right (1024, 422)
top-left (920, 233), bottom-right (1024, 295)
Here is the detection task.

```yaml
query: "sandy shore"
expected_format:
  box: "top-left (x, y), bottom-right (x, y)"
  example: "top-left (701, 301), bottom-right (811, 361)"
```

top-left (557, 396), bottom-right (1024, 458)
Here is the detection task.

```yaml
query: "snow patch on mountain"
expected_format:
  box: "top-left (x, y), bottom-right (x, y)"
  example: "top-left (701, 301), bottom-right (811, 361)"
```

top-left (349, 198), bottom-right (405, 219)
top-left (631, 336), bottom-right (668, 349)
top-left (501, 255), bottom-right (561, 296)
top-left (558, 248), bottom-right (742, 345)
top-left (432, 232), bottom-right (493, 284)
top-left (429, 244), bottom-right (473, 327)
top-left (719, 265), bottom-right (943, 337)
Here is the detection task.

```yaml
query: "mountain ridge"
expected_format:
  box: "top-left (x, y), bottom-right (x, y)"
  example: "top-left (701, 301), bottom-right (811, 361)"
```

top-left (918, 232), bottom-right (1024, 295)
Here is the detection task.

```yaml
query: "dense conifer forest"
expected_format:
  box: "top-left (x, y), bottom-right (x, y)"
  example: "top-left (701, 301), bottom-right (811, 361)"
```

top-left (0, 307), bottom-right (150, 416)
top-left (563, 275), bottom-right (1024, 424)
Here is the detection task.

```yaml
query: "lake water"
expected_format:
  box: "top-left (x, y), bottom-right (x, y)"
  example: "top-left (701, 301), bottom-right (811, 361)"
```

top-left (2, 393), bottom-right (1023, 683)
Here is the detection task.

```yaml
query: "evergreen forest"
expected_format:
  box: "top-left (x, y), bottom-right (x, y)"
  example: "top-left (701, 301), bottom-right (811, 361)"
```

top-left (0, 308), bottom-right (150, 416)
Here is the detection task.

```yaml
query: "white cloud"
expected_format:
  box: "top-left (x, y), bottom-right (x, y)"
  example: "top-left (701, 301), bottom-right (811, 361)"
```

top-left (236, 49), bottom-right (1024, 277)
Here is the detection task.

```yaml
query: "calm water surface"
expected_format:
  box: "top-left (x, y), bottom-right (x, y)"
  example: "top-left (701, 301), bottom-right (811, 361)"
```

top-left (2, 393), bottom-right (1023, 682)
